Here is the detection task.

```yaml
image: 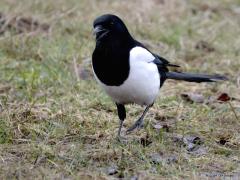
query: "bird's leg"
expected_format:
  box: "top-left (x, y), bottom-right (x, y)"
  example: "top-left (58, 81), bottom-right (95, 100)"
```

top-left (118, 119), bottom-right (124, 137)
top-left (126, 104), bottom-right (153, 134)
top-left (116, 103), bottom-right (126, 140)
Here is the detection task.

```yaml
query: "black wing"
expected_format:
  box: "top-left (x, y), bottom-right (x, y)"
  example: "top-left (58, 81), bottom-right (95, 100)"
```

top-left (153, 54), bottom-right (180, 68)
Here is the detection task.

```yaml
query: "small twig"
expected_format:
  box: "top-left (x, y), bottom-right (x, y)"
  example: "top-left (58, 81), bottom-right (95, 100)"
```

top-left (0, 155), bottom-right (5, 163)
top-left (47, 159), bottom-right (59, 168)
top-left (228, 101), bottom-right (239, 121)
top-left (73, 55), bottom-right (80, 81)
top-left (33, 154), bottom-right (39, 165)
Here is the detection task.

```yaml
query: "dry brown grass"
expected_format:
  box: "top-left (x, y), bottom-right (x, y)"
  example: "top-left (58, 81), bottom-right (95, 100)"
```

top-left (0, 0), bottom-right (240, 179)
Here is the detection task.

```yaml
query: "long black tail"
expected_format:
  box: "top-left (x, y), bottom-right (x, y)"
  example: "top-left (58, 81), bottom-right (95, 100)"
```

top-left (166, 72), bottom-right (227, 83)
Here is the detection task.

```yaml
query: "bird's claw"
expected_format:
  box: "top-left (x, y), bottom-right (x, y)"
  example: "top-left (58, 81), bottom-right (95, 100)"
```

top-left (126, 120), bottom-right (144, 134)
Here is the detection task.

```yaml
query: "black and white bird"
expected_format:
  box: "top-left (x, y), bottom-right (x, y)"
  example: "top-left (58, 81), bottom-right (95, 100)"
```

top-left (92, 14), bottom-right (226, 138)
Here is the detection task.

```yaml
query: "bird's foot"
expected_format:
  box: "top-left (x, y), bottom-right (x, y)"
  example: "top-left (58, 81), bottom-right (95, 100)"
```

top-left (126, 119), bottom-right (144, 134)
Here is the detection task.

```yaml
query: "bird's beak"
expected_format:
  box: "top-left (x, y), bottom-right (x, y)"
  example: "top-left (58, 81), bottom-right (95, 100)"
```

top-left (93, 25), bottom-right (109, 40)
top-left (93, 25), bottom-right (102, 34)
top-left (93, 25), bottom-right (105, 36)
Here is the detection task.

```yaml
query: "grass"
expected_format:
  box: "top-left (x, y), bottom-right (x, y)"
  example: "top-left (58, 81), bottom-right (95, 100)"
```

top-left (0, 0), bottom-right (240, 179)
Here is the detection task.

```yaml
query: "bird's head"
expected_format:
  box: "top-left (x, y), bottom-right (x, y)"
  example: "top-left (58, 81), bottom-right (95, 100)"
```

top-left (93, 14), bottom-right (132, 42)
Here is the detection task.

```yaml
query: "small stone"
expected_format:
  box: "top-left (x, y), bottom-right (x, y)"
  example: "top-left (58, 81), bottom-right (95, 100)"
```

top-left (153, 124), bottom-right (163, 129)
top-left (107, 166), bottom-right (118, 175)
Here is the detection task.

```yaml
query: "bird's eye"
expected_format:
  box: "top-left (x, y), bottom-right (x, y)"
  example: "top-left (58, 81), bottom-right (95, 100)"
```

top-left (110, 21), bottom-right (114, 25)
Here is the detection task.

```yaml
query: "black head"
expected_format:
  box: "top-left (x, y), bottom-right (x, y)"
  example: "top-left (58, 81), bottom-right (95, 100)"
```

top-left (93, 14), bottom-right (132, 42)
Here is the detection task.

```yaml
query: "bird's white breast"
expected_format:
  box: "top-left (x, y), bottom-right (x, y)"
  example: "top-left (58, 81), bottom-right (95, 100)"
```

top-left (94, 46), bottom-right (160, 106)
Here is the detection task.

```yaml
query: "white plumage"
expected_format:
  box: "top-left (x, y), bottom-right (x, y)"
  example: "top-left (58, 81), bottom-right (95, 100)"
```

top-left (94, 46), bottom-right (160, 106)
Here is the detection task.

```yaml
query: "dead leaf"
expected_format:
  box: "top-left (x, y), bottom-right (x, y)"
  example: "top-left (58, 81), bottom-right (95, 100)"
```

top-left (181, 92), bottom-right (240, 105)
top-left (181, 93), bottom-right (205, 103)
top-left (195, 40), bottom-right (215, 52)
top-left (217, 93), bottom-right (231, 102)
top-left (140, 134), bottom-right (152, 147)
top-left (153, 123), bottom-right (170, 132)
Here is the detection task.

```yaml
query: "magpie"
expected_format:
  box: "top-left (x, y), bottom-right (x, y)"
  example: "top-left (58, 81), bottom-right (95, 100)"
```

top-left (92, 14), bottom-right (227, 138)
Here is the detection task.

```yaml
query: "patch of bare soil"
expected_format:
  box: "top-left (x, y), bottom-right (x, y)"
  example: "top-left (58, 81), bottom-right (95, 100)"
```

top-left (0, 12), bottom-right (50, 35)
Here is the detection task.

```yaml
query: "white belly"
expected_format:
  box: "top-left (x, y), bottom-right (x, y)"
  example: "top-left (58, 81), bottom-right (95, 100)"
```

top-left (94, 46), bottom-right (160, 106)
top-left (102, 63), bottom-right (160, 105)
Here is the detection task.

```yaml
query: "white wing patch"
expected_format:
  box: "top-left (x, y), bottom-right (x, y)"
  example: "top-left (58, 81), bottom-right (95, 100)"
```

top-left (129, 46), bottom-right (155, 63)
top-left (95, 46), bottom-right (160, 106)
